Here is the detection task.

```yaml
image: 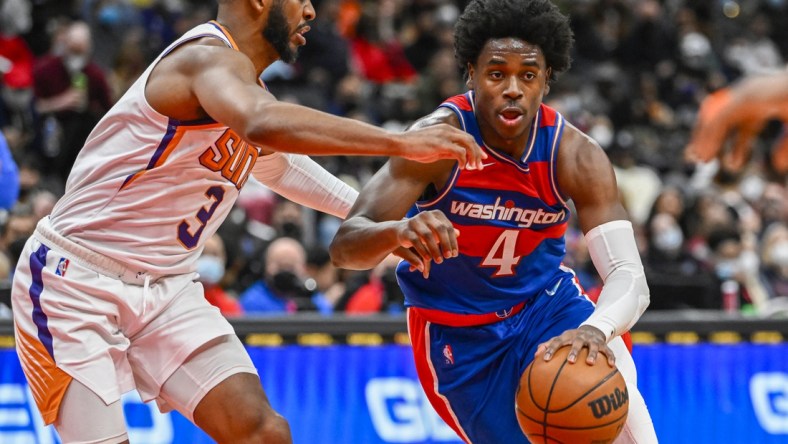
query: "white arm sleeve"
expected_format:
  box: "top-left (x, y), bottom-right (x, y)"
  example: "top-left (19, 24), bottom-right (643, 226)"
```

top-left (580, 220), bottom-right (650, 341)
top-left (252, 152), bottom-right (359, 219)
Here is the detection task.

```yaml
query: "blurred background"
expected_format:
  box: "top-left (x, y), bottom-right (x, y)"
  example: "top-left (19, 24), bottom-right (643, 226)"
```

top-left (0, 0), bottom-right (786, 443)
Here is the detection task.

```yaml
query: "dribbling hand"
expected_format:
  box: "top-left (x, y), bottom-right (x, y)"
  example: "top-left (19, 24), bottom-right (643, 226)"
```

top-left (535, 325), bottom-right (615, 367)
top-left (400, 124), bottom-right (487, 170)
top-left (393, 210), bottom-right (459, 278)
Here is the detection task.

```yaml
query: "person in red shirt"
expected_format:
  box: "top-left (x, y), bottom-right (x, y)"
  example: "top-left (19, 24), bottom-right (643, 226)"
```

top-left (32, 21), bottom-right (112, 181)
top-left (197, 234), bottom-right (243, 317)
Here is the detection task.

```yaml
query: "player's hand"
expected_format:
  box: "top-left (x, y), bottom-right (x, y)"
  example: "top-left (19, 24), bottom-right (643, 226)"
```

top-left (535, 325), bottom-right (615, 367)
top-left (399, 124), bottom-right (487, 170)
top-left (394, 210), bottom-right (459, 278)
top-left (685, 88), bottom-right (768, 172)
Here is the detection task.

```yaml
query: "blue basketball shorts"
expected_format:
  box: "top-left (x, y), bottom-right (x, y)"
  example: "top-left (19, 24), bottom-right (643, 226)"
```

top-left (407, 273), bottom-right (594, 443)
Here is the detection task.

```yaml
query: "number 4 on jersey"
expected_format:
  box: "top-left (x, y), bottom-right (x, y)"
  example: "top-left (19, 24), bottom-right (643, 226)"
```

top-left (480, 229), bottom-right (521, 276)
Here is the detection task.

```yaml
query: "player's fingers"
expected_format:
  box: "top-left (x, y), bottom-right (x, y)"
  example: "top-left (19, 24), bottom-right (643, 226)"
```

top-left (542, 337), bottom-right (568, 361)
top-left (394, 246), bottom-right (423, 272)
top-left (771, 132), bottom-right (788, 174)
top-left (422, 259), bottom-right (431, 279)
top-left (535, 343), bottom-right (548, 359)
top-left (443, 126), bottom-right (485, 170)
top-left (726, 123), bottom-right (764, 172)
top-left (400, 233), bottom-right (429, 273)
top-left (433, 212), bottom-right (459, 258)
top-left (566, 339), bottom-right (587, 364)
top-left (686, 90), bottom-right (733, 162)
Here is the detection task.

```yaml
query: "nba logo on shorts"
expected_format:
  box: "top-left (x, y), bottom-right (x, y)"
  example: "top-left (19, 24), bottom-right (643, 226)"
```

top-left (55, 258), bottom-right (70, 277)
top-left (443, 344), bottom-right (454, 365)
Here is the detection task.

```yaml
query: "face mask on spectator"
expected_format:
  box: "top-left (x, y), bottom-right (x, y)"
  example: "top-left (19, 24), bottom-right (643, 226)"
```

top-left (196, 256), bottom-right (225, 285)
top-left (64, 54), bottom-right (87, 74)
top-left (653, 226), bottom-right (683, 252)
top-left (715, 258), bottom-right (740, 280)
top-left (770, 242), bottom-right (788, 267)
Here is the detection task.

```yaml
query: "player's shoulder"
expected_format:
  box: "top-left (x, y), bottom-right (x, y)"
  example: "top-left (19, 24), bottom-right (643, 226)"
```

top-left (160, 37), bottom-right (252, 75)
top-left (559, 118), bottom-right (604, 160)
top-left (408, 107), bottom-right (462, 131)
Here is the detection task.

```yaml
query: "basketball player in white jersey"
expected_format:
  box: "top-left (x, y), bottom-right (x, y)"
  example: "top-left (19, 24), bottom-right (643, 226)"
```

top-left (9, 1), bottom-right (485, 443)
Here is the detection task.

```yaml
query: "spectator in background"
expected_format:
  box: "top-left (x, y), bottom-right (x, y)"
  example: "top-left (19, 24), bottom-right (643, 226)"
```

top-left (0, 0), bottom-right (35, 153)
top-left (33, 20), bottom-right (112, 182)
top-left (107, 29), bottom-right (148, 102)
top-left (0, 132), bottom-right (20, 211)
top-left (350, 1), bottom-right (417, 84)
top-left (341, 253), bottom-right (404, 315)
top-left (759, 222), bottom-right (788, 301)
top-left (240, 237), bottom-right (318, 314)
top-left (198, 233), bottom-right (243, 317)
top-left (305, 246), bottom-right (344, 314)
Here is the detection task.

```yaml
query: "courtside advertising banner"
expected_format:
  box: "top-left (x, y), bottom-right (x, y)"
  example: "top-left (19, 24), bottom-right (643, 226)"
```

top-left (0, 343), bottom-right (786, 443)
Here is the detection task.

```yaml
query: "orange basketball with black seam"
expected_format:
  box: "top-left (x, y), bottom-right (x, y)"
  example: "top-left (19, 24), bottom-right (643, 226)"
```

top-left (515, 345), bottom-right (628, 444)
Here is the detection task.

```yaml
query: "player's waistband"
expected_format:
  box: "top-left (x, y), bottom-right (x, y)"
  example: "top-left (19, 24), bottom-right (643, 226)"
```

top-left (34, 216), bottom-right (163, 286)
top-left (410, 301), bottom-right (527, 327)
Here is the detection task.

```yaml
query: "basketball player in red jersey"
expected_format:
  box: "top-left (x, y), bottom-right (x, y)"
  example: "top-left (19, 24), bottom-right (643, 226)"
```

top-left (10, 1), bottom-right (485, 444)
top-left (331, 0), bottom-right (657, 442)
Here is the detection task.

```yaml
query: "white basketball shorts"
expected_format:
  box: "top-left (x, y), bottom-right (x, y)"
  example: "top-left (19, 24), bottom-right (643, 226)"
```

top-left (11, 219), bottom-right (237, 424)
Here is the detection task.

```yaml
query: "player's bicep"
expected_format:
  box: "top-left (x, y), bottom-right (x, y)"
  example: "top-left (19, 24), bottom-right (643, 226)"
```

top-left (557, 126), bottom-right (628, 233)
top-left (350, 158), bottom-right (435, 223)
top-left (190, 50), bottom-right (275, 135)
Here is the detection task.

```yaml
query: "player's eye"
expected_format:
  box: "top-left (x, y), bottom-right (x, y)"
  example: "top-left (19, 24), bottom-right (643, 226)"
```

top-left (489, 71), bottom-right (503, 80)
top-left (522, 72), bottom-right (536, 80)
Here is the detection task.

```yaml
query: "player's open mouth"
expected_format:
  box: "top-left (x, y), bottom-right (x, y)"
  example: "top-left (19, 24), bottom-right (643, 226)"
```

top-left (498, 108), bottom-right (524, 126)
top-left (294, 25), bottom-right (310, 45)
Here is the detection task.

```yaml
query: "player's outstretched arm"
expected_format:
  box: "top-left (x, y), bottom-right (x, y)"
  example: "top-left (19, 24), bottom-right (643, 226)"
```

top-left (186, 46), bottom-right (485, 169)
top-left (329, 156), bottom-right (457, 277)
top-left (330, 109), bottom-right (465, 274)
top-left (537, 124), bottom-right (649, 365)
top-left (685, 72), bottom-right (788, 173)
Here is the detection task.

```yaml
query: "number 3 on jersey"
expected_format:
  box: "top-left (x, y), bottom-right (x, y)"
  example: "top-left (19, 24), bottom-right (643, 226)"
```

top-left (178, 185), bottom-right (225, 249)
top-left (481, 229), bottom-right (521, 277)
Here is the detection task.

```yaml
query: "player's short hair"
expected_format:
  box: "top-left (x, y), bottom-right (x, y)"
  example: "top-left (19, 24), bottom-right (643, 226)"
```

top-left (454, 0), bottom-right (573, 81)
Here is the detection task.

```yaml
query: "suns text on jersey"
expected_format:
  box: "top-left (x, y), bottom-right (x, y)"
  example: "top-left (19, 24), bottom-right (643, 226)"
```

top-left (199, 129), bottom-right (259, 189)
top-left (450, 197), bottom-right (565, 228)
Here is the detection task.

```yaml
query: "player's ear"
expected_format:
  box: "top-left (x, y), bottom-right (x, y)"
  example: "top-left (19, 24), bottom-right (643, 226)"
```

top-left (250, 0), bottom-right (265, 13)
top-left (465, 63), bottom-right (475, 90)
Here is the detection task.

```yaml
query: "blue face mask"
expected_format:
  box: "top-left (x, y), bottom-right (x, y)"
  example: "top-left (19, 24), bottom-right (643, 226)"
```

top-left (197, 256), bottom-right (225, 285)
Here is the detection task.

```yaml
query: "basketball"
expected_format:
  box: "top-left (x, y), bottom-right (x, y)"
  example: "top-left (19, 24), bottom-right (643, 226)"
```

top-left (515, 346), bottom-right (629, 444)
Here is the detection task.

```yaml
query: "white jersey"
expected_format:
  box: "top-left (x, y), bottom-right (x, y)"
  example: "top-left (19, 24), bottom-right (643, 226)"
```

top-left (50, 21), bottom-right (268, 276)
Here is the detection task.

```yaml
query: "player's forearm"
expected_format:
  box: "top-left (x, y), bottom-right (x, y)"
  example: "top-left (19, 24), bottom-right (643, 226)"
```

top-left (244, 102), bottom-right (406, 157)
top-left (580, 220), bottom-right (650, 341)
top-left (252, 153), bottom-right (358, 218)
top-left (329, 218), bottom-right (403, 270)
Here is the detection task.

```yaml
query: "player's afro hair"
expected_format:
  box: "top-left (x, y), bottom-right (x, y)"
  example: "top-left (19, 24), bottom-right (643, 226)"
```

top-left (454, 0), bottom-right (573, 81)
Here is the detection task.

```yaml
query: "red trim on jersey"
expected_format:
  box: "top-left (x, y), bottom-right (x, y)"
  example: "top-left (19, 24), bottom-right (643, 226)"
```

top-left (539, 104), bottom-right (557, 127)
top-left (526, 161), bottom-right (558, 206)
top-left (408, 309), bottom-right (471, 444)
top-left (443, 94), bottom-right (473, 111)
top-left (454, 168), bottom-right (538, 195)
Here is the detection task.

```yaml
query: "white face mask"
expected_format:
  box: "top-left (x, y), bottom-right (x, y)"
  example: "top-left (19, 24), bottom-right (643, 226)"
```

top-left (64, 54), bottom-right (87, 73)
top-left (196, 256), bottom-right (225, 285)
top-left (770, 242), bottom-right (788, 267)
top-left (653, 226), bottom-right (683, 252)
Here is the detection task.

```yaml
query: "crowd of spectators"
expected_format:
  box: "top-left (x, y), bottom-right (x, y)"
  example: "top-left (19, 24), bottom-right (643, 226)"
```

top-left (0, 0), bottom-right (785, 318)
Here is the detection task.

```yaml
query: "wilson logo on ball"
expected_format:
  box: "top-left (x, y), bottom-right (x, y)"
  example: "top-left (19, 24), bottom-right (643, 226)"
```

top-left (587, 386), bottom-right (629, 419)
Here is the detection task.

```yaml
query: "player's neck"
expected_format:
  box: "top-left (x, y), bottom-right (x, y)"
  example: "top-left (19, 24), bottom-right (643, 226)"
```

top-left (478, 124), bottom-right (531, 159)
top-left (214, 16), bottom-right (277, 76)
